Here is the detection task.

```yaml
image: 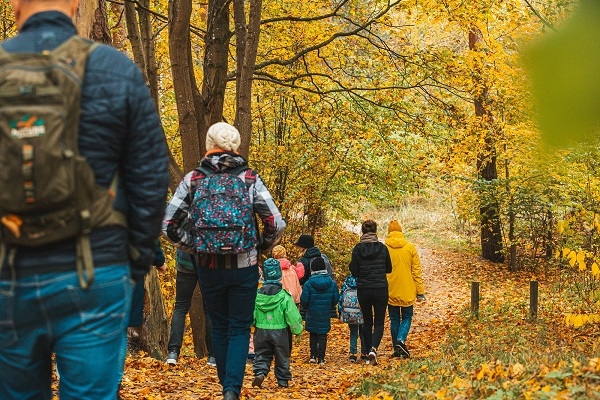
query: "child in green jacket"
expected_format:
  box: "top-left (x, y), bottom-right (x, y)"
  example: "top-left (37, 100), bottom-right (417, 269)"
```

top-left (252, 258), bottom-right (303, 389)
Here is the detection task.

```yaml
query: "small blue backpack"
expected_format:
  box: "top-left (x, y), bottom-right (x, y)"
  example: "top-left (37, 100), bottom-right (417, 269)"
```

top-left (339, 276), bottom-right (363, 324)
top-left (189, 166), bottom-right (257, 254)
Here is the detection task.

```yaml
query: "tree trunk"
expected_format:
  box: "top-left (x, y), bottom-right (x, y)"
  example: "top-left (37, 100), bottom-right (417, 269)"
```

top-left (168, 0), bottom-right (203, 168)
top-left (74, 0), bottom-right (111, 44)
top-left (139, 268), bottom-right (170, 359)
top-left (138, 0), bottom-right (159, 106)
top-left (469, 27), bottom-right (504, 263)
top-left (167, 0), bottom-right (207, 358)
top-left (199, 0), bottom-right (231, 152)
top-left (124, 1), bottom-right (147, 78)
top-left (233, 0), bottom-right (262, 157)
top-left (188, 286), bottom-right (208, 358)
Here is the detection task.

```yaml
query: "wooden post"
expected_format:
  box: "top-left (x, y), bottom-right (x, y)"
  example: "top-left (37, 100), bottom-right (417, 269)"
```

top-left (530, 280), bottom-right (539, 320)
top-left (471, 281), bottom-right (480, 317)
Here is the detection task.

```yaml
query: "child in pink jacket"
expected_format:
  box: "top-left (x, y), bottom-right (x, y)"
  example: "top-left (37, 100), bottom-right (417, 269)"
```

top-left (272, 245), bottom-right (303, 304)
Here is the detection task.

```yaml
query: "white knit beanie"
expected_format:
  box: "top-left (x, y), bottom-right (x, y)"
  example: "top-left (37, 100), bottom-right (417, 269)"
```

top-left (205, 122), bottom-right (241, 152)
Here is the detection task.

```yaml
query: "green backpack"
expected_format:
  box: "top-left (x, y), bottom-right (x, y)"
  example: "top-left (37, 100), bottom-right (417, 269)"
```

top-left (0, 36), bottom-right (127, 288)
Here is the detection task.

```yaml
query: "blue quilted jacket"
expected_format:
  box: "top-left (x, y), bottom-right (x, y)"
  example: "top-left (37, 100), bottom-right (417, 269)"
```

top-left (300, 271), bottom-right (339, 334)
top-left (0, 12), bottom-right (169, 281)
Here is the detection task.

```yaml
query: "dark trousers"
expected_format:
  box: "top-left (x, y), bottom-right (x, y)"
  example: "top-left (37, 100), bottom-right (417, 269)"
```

top-left (167, 270), bottom-right (213, 356)
top-left (357, 287), bottom-right (389, 352)
top-left (252, 328), bottom-right (292, 381)
top-left (197, 265), bottom-right (259, 396)
top-left (309, 332), bottom-right (328, 362)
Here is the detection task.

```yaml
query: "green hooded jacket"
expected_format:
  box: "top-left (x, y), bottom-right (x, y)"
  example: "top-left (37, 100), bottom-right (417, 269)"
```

top-left (253, 283), bottom-right (303, 335)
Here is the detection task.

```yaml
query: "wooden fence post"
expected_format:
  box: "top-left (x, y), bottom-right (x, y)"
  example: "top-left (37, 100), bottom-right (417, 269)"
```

top-left (471, 281), bottom-right (480, 317)
top-left (530, 280), bottom-right (538, 320)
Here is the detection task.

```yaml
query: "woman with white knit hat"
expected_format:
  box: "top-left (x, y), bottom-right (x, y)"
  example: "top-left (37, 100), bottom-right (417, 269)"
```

top-left (163, 122), bottom-right (286, 400)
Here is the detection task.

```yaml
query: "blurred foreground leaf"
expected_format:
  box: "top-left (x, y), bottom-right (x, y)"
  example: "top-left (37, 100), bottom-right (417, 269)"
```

top-left (525, 0), bottom-right (600, 147)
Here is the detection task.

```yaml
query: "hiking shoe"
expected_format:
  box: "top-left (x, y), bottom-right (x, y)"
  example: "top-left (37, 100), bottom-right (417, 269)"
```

top-left (166, 351), bottom-right (178, 365)
top-left (368, 349), bottom-right (378, 366)
top-left (277, 379), bottom-right (289, 388)
top-left (349, 355), bottom-right (357, 363)
top-left (206, 356), bottom-right (216, 367)
top-left (397, 341), bottom-right (410, 358)
top-left (309, 356), bottom-right (316, 364)
top-left (252, 374), bottom-right (265, 388)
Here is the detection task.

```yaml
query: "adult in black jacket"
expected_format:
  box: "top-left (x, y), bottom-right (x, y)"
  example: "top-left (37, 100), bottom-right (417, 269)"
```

top-left (349, 220), bottom-right (392, 366)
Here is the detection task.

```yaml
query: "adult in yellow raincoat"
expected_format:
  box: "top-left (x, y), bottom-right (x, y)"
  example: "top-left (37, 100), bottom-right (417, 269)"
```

top-left (385, 220), bottom-right (425, 358)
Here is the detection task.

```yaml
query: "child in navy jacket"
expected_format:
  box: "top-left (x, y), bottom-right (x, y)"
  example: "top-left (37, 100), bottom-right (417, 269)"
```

top-left (300, 256), bottom-right (339, 365)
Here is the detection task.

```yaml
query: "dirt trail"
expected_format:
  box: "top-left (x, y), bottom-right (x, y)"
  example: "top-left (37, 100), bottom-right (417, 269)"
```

top-left (120, 246), bottom-right (477, 400)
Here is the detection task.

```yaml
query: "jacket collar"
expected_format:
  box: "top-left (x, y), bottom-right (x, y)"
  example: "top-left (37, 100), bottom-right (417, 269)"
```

top-left (21, 11), bottom-right (77, 35)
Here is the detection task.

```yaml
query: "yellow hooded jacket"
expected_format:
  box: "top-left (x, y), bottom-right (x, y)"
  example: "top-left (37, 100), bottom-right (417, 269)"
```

top-left (385, 231), bottom-right (424, 307)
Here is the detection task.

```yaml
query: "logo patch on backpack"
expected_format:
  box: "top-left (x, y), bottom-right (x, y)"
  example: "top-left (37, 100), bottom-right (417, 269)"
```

top-left (339, 287), bottom-right (363, 324)
top-left (189, 169), bottom-right (258, 255)
top-left (10, 115), bottom-right (46, 138)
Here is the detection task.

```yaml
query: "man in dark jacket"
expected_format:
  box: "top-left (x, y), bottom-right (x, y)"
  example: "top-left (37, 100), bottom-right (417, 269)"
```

top-left (295, 234), bottom-right (333, 286)
top-left (0, 1), bottom-right (169, 399)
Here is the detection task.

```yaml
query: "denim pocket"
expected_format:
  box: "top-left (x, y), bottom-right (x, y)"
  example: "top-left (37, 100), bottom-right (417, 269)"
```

top-left (67, 271), bottom-right (130, 339)
top-left (0, 287), bottom-right (18, 348)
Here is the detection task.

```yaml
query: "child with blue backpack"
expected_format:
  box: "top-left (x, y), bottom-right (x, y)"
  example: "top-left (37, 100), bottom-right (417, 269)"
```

top-left (339, 275), bottom-right (368, 363)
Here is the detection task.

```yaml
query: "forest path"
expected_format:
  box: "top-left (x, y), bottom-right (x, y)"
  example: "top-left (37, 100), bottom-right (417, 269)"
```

top-left (120, 245), bottom-right (498, 400)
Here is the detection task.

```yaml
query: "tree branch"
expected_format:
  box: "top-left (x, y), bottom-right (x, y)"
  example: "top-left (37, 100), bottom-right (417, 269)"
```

top-left (523, 0), bottom-right (557, 32)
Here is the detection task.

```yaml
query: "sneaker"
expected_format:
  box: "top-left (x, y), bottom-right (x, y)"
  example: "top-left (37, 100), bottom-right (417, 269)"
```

top-left (277, 379), bottom-right (289, 388)
top-left (393, 344), bottom-right (402, 358)
top-left (206, 356), bottom-right (216, 367)
top-left (252, 374), bottom-right (265, 388)
top-left (319, 360), bottom-right (325, 366)
top-left (349, 355), bottom-right (357, 363)
top-left (360, 354), bottom-right (369, 361)
top-left (368, 349), bottom-right (378, 366)
top-left (309, 356), bottom-right (316, 364)
top-left (166, 351), bottom-right (178, 365)
top-left (397, 341), bottom-right (410, 358)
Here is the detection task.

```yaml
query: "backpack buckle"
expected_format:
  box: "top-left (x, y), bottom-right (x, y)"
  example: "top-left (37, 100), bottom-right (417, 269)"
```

top-left (80, 209), bottom-right (91, 234)
top-left (19, 85), bottom-right (35, 97)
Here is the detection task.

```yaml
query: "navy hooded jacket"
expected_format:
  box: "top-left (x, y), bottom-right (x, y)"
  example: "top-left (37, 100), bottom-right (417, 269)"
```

top-left (300, 271), bottom-right (339, 334)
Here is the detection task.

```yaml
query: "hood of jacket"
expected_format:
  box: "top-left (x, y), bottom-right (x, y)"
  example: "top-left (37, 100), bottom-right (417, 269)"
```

top-left (307, 271), bottom-right (334, 292)
top-left (278, 258), bottom-right (292, 270)
top-left (303, 246), bottom-right (322, 259)
top-left (255, 283), bottom-right (285, 312)
top-left (385, 231), bottom-right (408, 249)
top-left (200, 151), bottom-right (248, 173)
top-left (355, 241), bottom-right (385, 260)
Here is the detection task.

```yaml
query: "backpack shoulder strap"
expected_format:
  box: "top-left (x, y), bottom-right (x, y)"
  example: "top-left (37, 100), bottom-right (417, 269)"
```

top-left (51, 35), bottom-right (99, 82)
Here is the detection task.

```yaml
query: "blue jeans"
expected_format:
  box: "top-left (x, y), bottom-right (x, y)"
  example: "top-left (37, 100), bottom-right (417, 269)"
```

top-left (348, 323), bottom-right (366, 355)
top-left (0, 264), bottom-right (132, 400)
top-left (388, 304), bottom-right (414, 345)
top-left (197, 265), bottom-right (259, 396)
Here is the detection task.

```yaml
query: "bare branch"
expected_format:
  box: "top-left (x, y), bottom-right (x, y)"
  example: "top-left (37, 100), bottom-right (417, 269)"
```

top-left (523, 0), bottom-right (557, 32)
